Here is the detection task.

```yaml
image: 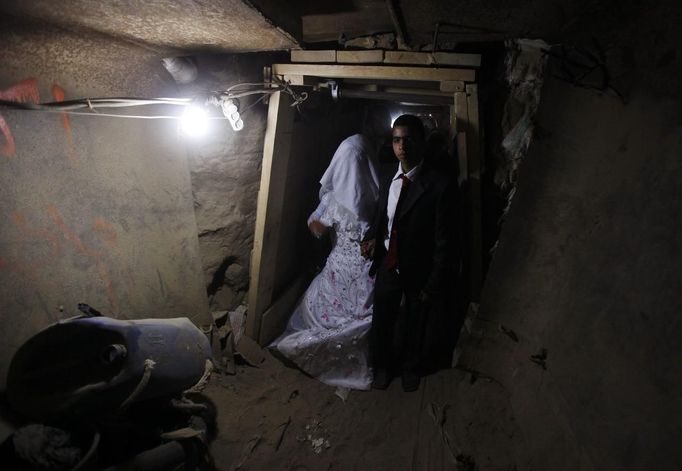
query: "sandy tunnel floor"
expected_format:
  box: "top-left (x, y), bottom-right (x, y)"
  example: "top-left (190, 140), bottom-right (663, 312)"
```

top-left (204, 351), bottom-right (524, 471)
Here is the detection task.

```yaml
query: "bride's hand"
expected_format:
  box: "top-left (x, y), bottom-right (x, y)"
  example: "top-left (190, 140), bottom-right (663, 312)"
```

top-left (308, 220), bottom-right (328, 238)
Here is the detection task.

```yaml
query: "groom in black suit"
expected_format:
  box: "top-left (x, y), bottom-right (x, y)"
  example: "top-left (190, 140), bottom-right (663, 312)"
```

top-left (361, 114), bottom-right (458, 392)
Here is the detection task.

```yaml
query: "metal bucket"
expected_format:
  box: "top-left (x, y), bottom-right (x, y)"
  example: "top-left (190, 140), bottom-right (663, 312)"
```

top-left (7, 316), bottom-right (212, 423)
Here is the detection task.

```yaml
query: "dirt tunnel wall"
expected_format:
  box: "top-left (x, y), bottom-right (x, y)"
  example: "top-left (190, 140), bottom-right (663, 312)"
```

top-left (0, 18), bottom-right (211, 395)
top-left (183, 54), bottom-right (377, 321)
top-left (459, 51), bottom-right (682, 471)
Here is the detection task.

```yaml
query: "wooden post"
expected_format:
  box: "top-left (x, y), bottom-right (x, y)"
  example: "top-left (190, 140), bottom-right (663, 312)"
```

top-left (272, 63), bottom-right (476, 83)
top-left (453, 86), bottom-right (483, 302)
top-left (453, 91), bottom-right (469, 186)
top-left (246, 91), bottom-right (295, 342)
top-left (465, 84), bottom-right (482, 301)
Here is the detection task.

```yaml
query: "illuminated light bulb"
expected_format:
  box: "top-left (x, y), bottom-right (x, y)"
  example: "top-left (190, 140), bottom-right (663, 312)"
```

top-left (180, 105), bottom-right (208, 137)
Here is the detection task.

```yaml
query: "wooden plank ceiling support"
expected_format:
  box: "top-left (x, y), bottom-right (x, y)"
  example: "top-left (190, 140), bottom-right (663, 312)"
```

top-left (440, 81), bottom-right (465, 92)
top-left (453, 91), bottom-right (469, 180)
top-left (384, 51), bottom-right (481, 67)
top-left (337, 50), bottom-right (384, 63)
top-left (465, 84), bottom-right (483, 301)
top-left (273, 63), bottom-right (476, 83)
top-left (291, 50), bottom-right (337, 63)
top-left (290, 50), bottom-right (481, 67)
top-left (246, 91), bottom-right (296, 342)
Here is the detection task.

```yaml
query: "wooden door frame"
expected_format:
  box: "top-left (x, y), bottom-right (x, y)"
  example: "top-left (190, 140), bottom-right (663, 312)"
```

top-left (246, 62), bottom-right (482, 345)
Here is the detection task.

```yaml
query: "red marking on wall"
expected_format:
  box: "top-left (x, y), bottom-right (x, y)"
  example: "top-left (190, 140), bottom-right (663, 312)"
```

top-left (0, 118), bottom-right (16, 157)
top-left (5, 205), bottom-right (121, 315)
top-left (45, 205), bottom-right (120, 313)
top-left (51, 84), bottom-right (78, 163)
top-left (92, 217), bottom-right (118, 247)
top-left (0, 78), bottom-right (40, 158)
top-left (47, 204), bottom-right (102, 258)
top-left (0, 78), bottom-right (40, 102)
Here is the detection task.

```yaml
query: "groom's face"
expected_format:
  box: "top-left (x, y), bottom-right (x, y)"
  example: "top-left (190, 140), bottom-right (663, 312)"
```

top-left (392, 125), bottom-right (422, 166)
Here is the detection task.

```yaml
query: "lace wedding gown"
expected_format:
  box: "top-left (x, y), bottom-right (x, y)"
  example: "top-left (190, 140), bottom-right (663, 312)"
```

top-left (273, 191), bottom-right (375, 390)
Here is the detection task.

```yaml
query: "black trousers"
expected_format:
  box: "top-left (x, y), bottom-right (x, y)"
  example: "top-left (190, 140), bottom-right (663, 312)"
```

top-left (370, 261), bottom-right (429, 375)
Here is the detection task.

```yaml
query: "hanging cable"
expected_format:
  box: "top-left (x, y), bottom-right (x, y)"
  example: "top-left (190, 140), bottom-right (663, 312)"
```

top-left (0, 79), bottom-right (310, 125)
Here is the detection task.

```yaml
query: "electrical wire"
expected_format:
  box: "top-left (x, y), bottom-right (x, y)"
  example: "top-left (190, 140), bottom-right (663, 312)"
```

top-left (0, 79), bottom-right (308, 119)
top-left (225, 82), bottom-right (275, 91)
top-left (238, 94), bottom-right (268, 117)
top-left (0, 97), bottom-right (190, 111)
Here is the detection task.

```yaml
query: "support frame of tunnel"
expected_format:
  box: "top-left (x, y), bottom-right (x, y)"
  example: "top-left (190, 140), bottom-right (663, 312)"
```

top-left (247, 61), bottom-right (482, 346)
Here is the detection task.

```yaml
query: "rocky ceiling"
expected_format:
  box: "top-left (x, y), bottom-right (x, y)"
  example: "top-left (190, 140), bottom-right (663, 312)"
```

top-left (0, 0), bottom-right (634, 54)
top-left (0, 0), bottom-right (300, 54)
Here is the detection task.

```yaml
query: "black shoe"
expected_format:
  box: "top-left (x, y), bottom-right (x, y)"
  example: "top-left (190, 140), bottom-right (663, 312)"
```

top-left (401, 372), bottom-right (420, 392)
top-left (372, 368), bottom-right (391, 390)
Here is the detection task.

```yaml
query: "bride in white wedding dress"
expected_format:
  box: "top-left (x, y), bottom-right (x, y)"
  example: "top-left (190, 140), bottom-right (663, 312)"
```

top-left (273, 109), bottom-right (388, 390)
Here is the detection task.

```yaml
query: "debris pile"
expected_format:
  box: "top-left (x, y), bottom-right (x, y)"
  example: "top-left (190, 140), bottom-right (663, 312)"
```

top-left (297, 419), bottom-right (331, 454)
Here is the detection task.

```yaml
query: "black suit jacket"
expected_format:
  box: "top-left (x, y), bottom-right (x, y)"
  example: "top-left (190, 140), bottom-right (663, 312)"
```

top-left (366, 163), bottom-right (458, 297)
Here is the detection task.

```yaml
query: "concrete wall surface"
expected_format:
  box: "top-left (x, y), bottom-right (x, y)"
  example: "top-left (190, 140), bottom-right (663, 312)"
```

top-left (459, 69), bottom-right (682, 469)
top-left (0, 19), bottom-right (210, 390)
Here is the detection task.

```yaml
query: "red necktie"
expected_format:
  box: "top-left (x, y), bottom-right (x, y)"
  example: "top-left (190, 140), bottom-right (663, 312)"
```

top-left (385, 174), bottom-right (411, 270)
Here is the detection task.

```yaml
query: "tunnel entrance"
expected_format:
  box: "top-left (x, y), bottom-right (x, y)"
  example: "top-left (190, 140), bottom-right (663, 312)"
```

top-left (245, 56), bottom-right (484, 349)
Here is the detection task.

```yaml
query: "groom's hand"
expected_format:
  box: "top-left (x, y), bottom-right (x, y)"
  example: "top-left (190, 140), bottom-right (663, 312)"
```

top-left (360, 239), bottom-right (375, 259)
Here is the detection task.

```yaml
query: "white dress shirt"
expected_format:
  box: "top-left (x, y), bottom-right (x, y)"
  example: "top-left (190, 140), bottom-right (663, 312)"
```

top-left (384, 162), bottom-right (422, 250)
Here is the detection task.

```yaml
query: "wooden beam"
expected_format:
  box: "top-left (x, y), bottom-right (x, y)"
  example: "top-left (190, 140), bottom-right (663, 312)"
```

top-left (337, 49), bottom-right (384, 63)
top-left (466, 84), bottom-right (481, 180)
top-left (465, 83), bottom-right (483, 301)
top-left (440, 80), bottom-right (465, 93)
top-left (246, 91), bottom-right (295, 342)
top-left (448, 101), bottom-right (457, 161)
top-left (453, 91), bottom-right (469, 183)
top-left (291, 50), bottom-right (337, 63)
top-left (258, 273), bottom-right (310, 345)
top-left (384, 51), bottom-right (481, 67)
top-left (281, 75), bottom-right (305, 86)
top-left (453, 92), bottom-right (468, 132)
top-left (291, 50), bottom-right (481, 67)
top-left (456, 132), bottom-right (467, 187)
top-left (272, 63), bottom-right (476, 83)
top-left (384, 51), bottom-right (436, 65)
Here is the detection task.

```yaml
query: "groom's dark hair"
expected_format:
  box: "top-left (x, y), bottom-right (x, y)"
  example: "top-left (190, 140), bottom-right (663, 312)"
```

top-left (392, 114), bottom-right (425, 142)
